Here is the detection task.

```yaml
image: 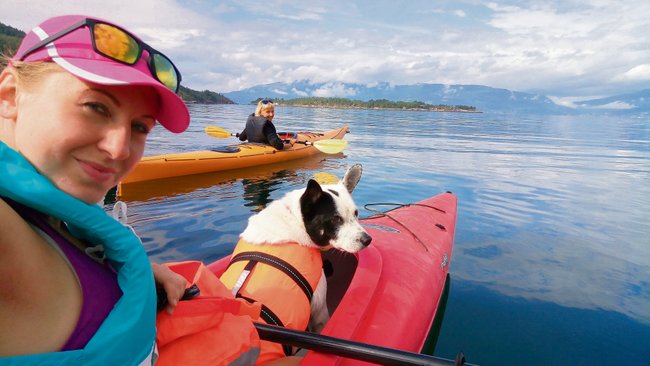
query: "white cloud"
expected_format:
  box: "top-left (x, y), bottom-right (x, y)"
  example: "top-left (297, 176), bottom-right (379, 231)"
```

top-left (2, 0), bottom-right (206, 32)
top-left (138, 28), bottom-right (202, 49)
top-left (312, 82), bottom-right (358, 98)
top-left (547, 96), bottom-right (587, 108)
top-left (615, 64), bottom-right (650, 81)
top-left (588, 101), bottom-right (636, 110)
top-left (291, 88), bottom-right (309, 97)
top-left (549, 96), bottom-right (637, 110)
top-left (3, 0), bottom-right (650, 98)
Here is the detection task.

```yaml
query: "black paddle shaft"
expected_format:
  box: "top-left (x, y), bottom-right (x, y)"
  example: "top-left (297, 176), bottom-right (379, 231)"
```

top-left (255, 323), bottom-right (472, 366)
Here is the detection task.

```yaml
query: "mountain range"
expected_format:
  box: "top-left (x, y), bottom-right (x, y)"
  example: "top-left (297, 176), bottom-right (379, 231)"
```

top-left (223, 81), bottom-right (650, 115)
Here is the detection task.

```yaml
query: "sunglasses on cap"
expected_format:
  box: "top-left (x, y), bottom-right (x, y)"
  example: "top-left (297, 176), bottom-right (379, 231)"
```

top-left (18, 18), bottom-right (182, 93)
top-left (260, 99), bottom-right (274, 105)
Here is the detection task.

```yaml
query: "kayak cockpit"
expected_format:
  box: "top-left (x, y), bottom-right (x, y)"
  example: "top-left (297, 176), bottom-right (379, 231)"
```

top-left (210, 146), bottom-right (241, 153)
top-left (206, 245), bottom-right (383, 324)
top-left (322, 250), bottom-right (358, 314)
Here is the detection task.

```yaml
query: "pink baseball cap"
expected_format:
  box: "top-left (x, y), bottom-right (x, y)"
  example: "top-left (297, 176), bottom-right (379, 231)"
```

top-left (12, 15), bottom-right (189, 133)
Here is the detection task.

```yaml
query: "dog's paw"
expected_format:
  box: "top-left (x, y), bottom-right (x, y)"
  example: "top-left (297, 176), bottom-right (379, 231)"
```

top-left (309, 317), bottom-right (328, 334)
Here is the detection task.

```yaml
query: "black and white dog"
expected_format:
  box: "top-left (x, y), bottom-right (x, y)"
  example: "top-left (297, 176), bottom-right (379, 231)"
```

top-left (220, 164), bottom-right (371, 347)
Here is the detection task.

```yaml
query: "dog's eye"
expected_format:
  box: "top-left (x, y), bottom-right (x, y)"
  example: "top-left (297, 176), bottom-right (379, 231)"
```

top-left (332, 216), bottom-right (343, 225)
top-left (354, 209), bottom-right (358, 218)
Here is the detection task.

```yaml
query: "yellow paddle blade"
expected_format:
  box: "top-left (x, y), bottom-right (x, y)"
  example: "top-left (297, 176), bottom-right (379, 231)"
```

top-left (204, 126), bottom-right (232, 138)
top-left (312, 172), bottom-right (340, 185)
top-left (311, 139), bottom-right (348, 154)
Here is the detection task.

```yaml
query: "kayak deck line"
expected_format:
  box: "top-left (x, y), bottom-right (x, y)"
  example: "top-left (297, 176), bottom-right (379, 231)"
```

top-left (363, 202), bottom-right (450, 252)
top-left (117, 126), bottom-right (349, 188)
top-left (151, 142), bottom-right (313, 162)
top-left (158, 144), bottom-right (315, 162)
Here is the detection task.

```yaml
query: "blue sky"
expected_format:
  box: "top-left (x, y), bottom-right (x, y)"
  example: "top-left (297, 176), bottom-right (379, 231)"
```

top-left (3, 0), bottom-right (650, 104)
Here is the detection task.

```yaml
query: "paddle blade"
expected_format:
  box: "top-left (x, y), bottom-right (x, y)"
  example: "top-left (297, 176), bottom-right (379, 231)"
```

top-left (312, 139), bottom-right (348, 154)
top-left (312, 172), bottom-right (340, 185)
top-left (204, 126), bottom-right (232, 138)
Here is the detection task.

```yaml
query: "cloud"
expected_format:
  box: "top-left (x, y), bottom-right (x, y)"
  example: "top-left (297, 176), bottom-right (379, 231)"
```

top-left (547, 96), bottom-right (588, 108)
top-left (3, 0), bottom-right (206, 31)
top-left (291, 88), bottom-right (308, 97)
top-left (312, 82), bottom-right (358, 98)
top-left (586, 101), bottom-right (636, 110)
top-left (549, 96), bottom-right (637, 110)
top-left (615, 64), bottom-right (650, 81)
top-left (3, 0), bottom-right (650, 99)
top-left (138, 28), bottom-right (202, 49)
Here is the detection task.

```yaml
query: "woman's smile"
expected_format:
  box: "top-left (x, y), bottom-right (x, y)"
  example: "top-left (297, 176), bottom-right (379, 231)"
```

top-left (77, 159), bottom-right (117, 184)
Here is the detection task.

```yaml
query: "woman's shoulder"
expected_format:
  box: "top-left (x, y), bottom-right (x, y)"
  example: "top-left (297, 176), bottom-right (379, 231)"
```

top-left (0, 198), bottom-right (27, 246)
top-left (0, 198), bottom-right (78, 294)
top-left (0, 198), bottom-right (84, 354)
top-left (0, 199), bottom-right (56, 282)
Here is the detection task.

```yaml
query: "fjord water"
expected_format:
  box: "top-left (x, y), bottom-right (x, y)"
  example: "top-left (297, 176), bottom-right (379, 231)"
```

top-left (113, 104), bottom-right (649, 365)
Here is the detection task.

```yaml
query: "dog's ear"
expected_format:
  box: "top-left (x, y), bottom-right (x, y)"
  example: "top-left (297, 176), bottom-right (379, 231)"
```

top-left (301, 179), bottom-right (324, 205)
top-left (342, 164), bottom-right (362, 193)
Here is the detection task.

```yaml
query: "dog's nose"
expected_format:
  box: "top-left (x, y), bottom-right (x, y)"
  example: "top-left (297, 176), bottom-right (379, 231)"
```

top-left (361, 232), bottom-right (372, 247)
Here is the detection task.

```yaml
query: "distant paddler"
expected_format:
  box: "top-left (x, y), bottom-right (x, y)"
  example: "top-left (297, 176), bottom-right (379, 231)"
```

top-left (238, 99), bottom-right (296, 149)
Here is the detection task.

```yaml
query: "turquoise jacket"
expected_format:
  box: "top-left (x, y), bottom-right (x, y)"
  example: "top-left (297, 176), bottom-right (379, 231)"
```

top-left (0, 142), bottom-right (157, 365)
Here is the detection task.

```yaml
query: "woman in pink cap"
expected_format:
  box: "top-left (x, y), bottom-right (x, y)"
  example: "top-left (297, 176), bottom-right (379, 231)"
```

top-left (0, 15), bottom-right (200, 365)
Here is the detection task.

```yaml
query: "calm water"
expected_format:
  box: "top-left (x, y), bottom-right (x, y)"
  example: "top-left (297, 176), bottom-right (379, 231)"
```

top-left (109, 104), bottom-right (650, 365)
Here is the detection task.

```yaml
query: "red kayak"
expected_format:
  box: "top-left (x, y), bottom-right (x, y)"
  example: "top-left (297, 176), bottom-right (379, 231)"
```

top-left (207, 191), bottom-right (457, 364)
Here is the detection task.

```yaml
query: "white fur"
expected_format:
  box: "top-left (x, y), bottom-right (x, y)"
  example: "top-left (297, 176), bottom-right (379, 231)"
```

top-left (240, 188), bottom-right (313, 245)
top-left (237, 165), bottom-right (369, 333)
top-left (240, 181), bottom-right (366, 251)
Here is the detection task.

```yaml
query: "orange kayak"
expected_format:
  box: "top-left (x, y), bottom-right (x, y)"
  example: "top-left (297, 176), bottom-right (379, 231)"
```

top-left (118, 126), bottom-right (348, 187)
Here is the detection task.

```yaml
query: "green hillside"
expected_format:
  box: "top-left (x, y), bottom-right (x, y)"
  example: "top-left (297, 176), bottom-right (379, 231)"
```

top-left (269, 97), bottom-right (477, 112)
top-left (0, 21), bottom-right (233, 104)
top-left (179, 85), bottom-right (234, 104)
top-left (0, 23), bottom-right (24, 56)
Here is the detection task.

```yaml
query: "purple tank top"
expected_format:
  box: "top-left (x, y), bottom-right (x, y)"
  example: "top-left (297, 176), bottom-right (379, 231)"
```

top-left (5, 198), bottom-right (123, 350)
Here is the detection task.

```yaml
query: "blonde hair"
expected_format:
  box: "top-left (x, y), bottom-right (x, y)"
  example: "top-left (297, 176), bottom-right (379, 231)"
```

top-left (254, 100), bottom-right (274, 116)
top-left (1, 57), bottom-right (63, 90)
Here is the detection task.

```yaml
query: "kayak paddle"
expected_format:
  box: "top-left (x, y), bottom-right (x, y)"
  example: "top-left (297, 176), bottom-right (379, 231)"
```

top-left (205, 125), bottom-right (238, 138)
top-left (254, 323), bottom-right (472, 366)
top-left (204, 126), bottom-right (348, 154)
top-left (160, 285), bottom-right (471, 365)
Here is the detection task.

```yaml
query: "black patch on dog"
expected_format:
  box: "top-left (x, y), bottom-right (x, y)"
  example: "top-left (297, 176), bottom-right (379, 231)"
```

top-left (300, 179), bottom-right (342, 247)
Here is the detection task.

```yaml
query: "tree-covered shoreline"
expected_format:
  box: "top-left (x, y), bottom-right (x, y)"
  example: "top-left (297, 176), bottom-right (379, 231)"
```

top-left (179, 86), bottom-right (234, 104)
top-left (258, 97), bottom-right (479, 112)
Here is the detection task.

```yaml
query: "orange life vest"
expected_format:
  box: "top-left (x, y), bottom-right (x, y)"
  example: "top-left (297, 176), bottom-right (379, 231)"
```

top-left (155, 261), bottom-right (261, 366)
top-left (220, 239), bottom-right (323, 364)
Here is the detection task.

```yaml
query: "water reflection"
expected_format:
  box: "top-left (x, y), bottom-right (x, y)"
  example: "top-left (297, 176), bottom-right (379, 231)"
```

top-left (118, 152), bottom-right (345, 202)
top-left (241, 172), bottom-right (289, 213)
top-left (118, 153), bottom-right (347, 264)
